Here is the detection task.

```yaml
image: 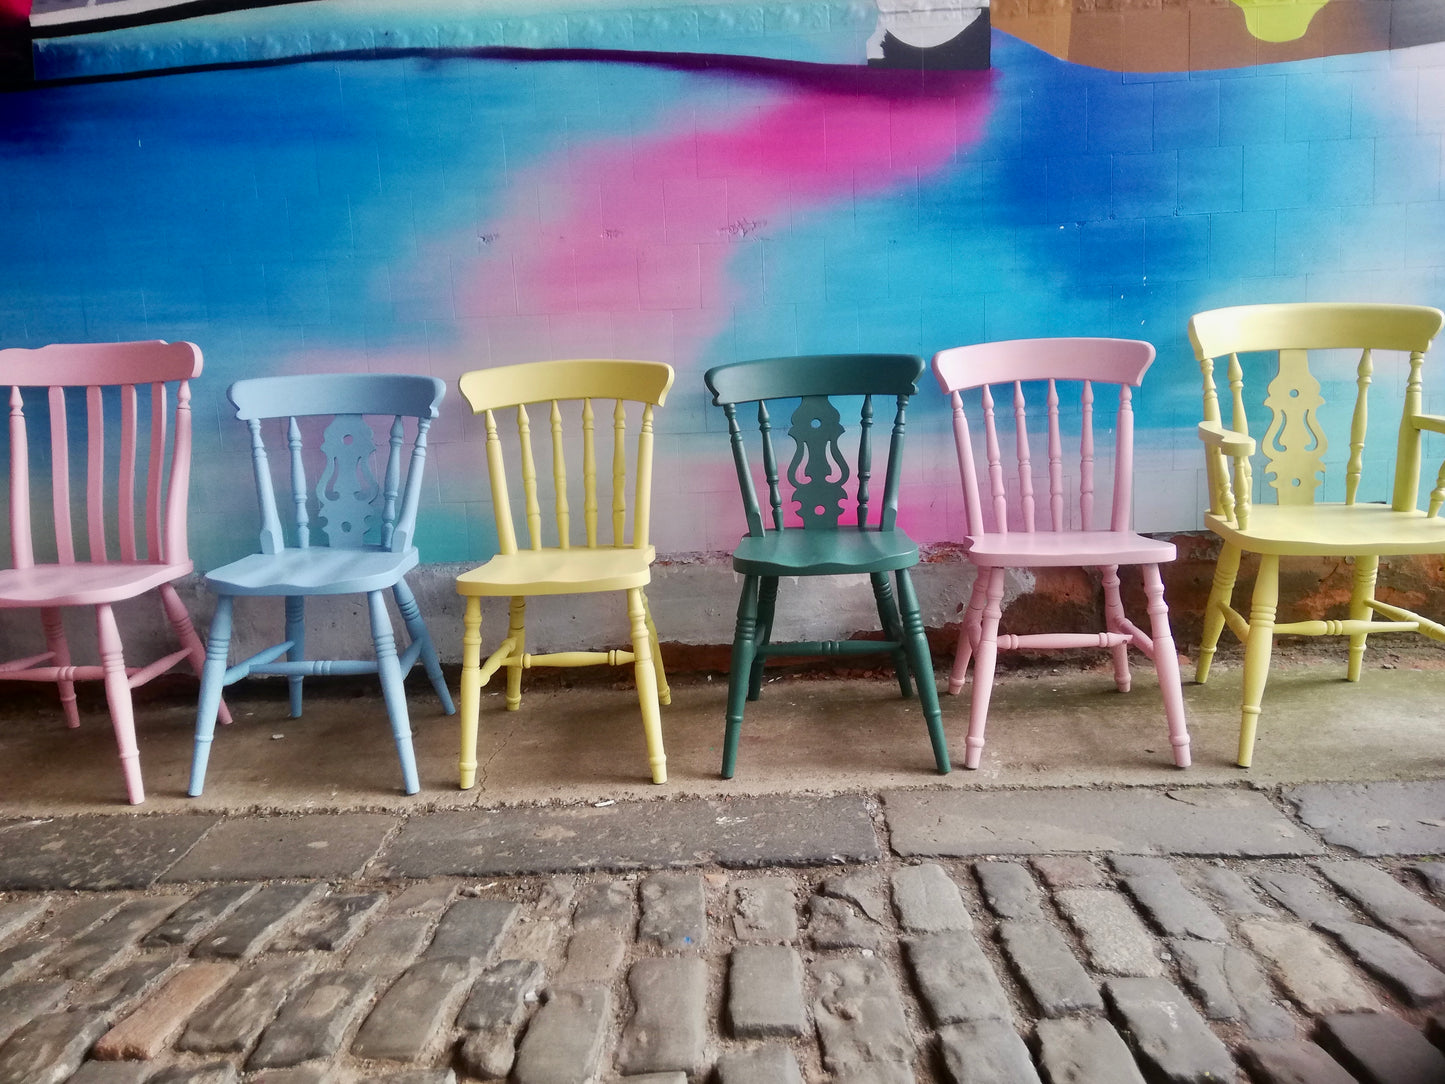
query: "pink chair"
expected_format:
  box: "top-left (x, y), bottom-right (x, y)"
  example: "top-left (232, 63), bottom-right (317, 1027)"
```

top-left (932, 338), bottom-right (1191, 770)
top-left (0, 341), bottom-right (226, 803)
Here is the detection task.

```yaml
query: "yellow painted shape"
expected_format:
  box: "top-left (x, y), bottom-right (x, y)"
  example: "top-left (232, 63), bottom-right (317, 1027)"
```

top-left (1229, 0), bottom-right (1330, 43)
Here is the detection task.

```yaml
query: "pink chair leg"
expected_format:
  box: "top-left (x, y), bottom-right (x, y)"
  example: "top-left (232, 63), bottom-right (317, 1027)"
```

top-left (159, 583), bottom-right (232, 726)
top-left (95, 603), bottom-right (144, 804)
top-left (949, 572), bottom-right (988, 695)
top-left (41, 606), bottom-right (79, 729)
top-left (964, 567), bottom-right (1006, 770)
top-left (1143, 564), bottom-right (1191, 768)
top-left (1100, 565), bottom-right (1132, 693)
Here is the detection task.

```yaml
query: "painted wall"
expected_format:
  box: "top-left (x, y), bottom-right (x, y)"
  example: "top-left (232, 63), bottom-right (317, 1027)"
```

top-left (3, 1), bottom-right (1444, 654)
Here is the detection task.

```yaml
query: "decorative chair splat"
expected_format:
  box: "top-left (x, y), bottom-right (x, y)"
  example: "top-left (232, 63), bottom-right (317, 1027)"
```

top-left (787, 395), bottom-right (849, 528)
top-left (316, 414), bottom-right (382, 548)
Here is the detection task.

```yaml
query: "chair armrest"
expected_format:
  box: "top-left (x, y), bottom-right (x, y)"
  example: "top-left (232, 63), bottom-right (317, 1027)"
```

top-left (1413, 413), bottom-right (1445, 435)
top-left (1197, 420), bottom-right (1256, 456)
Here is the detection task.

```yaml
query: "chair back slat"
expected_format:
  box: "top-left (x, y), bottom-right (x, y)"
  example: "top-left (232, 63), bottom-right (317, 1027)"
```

top-left (582, 399), bottom-right (598, 548)
top-left (1345, 348), bottom-right (1373, 506)
top-left (758, 400), bottom-right (782, 531)
top-left (1013, 382), bottom-right (1035, 532)
top-left (380, 415), bottom-right (405, 549)
top-left (1395, 348), bottom-right (1429, 513)
top-left (856, 394), bottom-right (874, 530)
top-left (48, 386), bottom-right (74, 564)
top-left (981, 384), bottom-right (1007, 534)
top-left (117, 385), bottom-right (138, 562)
top-left (249, 418), bottom-right (285, 555)
top-left (634, 404), bottom-right (657, 549)
top-left (85, 386), bottom-right (108, 563)
top-left (1080, 381), bottom-right (1095, 532)
top-left (8, 387), bottom-right (33, 569)
top-left (485, 410), bottom-right (519, 555)
top-left (391, 416), bottom-right (432, 554)
top-left (1046, 380), bottom-right (1063, 532)
top-left (162, 381), bottom-right (192, 565)
top-left (145, 384), bottom-right (168, 561)
top-left (612, 399), bottom-right (628, 546)
top-left (551, 401), bottom-right (570, 550)
top-left (948, 390), bottom-right (985, 538)
top-left (287, 418), bottom-right (310, 549)
top-left (516, 404), bottom-right (541, 550)
top-left (1111, 385), bottom-right (1135, 533)
top-left (880, 394), bottom-right (907, 532)
top-left (725, 404), bottom-right (766, 538)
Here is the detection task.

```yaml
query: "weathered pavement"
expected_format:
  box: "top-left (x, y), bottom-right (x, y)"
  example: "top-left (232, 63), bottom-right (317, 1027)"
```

top-left (1, 781), bottom-right (1444, 1084)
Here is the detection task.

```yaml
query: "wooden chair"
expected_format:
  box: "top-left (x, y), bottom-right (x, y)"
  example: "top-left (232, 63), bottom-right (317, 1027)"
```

top-left (455, 359), bottom-right (674, 788)
top-left (932, 338), bottom-right (1191, 770)
top-left (1190, 302), bottom-right (1445, 766)
top-left (704, 353), bottom-right (951, 778)
top-left (188, 374), bottom-right (455, 796)
top-left (0, 340), bottom-right (220, 804)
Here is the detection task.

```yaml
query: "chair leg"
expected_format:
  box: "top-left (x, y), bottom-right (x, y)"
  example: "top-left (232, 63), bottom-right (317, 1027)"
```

top-left (1143, 564), bottom-right (1191, 768)
top-left (627, 587), bottom-right (667, 785)
top-left (458, 595), bottom-right (484, 791)
top-left (949, 572), bottom-right (987, 696)
top-left (748, 576), bottom-right (778, 701)
top-left (1197, 543), bottom-right (1242, 684)
top-left (94, 603), bottom-right (144, 805)
top-left (160, 583), bottom-right (231, 726)
top-left (1238, 554), bottom-right (1279, 769)
top-left (870, 571), bottom-right (914, 700)
top-left (722, 574), bottom-right (761, 779)
top-left (284, 595), bottom-right (306, 719)
top-left (1100, 565), bottom-right (1132, 693)
top-left (190, 596), bottom-right (234, 798)
top-left (40, 607), bottom-right (79, 729)
top-left (896, 568), bottom-right (950, 775)
top-left (965, 567), bottom-right (1007, 770)
top-left (642, 591), bottom-right (671, 707)
top-left (1347, 555), bottom-right (1379, 683)
top-left (393, 578), bottom-right (455, 714)
top-left (505, 597), bottom-right (526, 712)
top-left (368, 590), bottom-right (420, 795)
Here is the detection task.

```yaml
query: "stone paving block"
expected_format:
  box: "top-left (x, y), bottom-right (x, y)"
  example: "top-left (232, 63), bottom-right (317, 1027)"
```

top-left (143, 885), bottom-right (258, 948)
top-left (0, 816), bottom-right (220, 890)
top-left (1318, 1010), bottom-right (1445, 1084)
top-left (559, 924), bottom-right (627, 983)
top-left (813, 956), bottom-right (915, 1073)
top-left (1315, 859), bottom-right (1445, 966)
top-left (245, 1068), bottom-right (337, 1084)
top-left (1035, 1017), bottom-right (1147, 1084)
top-left (425, 898), bottom-right (517, 961)
top-left (374, 795), bottom-right (880, 875)
top-left (44, 896), bottom-right (186, 978)
top-left (387, 881), bottom-right (456, 916)
top-left (1169, 939), bottom-right (1293, 1039)
top-left (161, 814), bottom-right (397, 882)
top-left (938, 1019), bottom-right (1042, 1084)
top-left (0, 1010), bottom-right (111, 1084)
top-left (1190, 866), bottom-right (1271, 915)
top-left (574, 880), bottom-right (635, 929)
top-left (459, 1027), bottom-right (517, 1080)
top-left (1319, 919), bottom-right (1445, 1006)
top-left (177, 957), bottom-right (315, 1054)
top-left (1413, 861), bottom-right (1445, 895)
top-left (354, 1069), bottom-right (456, 1084)
top-left (639, 871), bottom-right (706, 951)
top-left (613, 1075), bottom-right (686, 1084)
top-left (94, 962), bottom-right (238, 1059)
top-left (892, 864), bottom-right (971, 932)
top-left (1104, 976), bottom-right (1235, 1084)
top-left (66, 1062), bottom-right (152, 1084)
top-left (1288, 781), bottom-right (1445, 856)
top-left (732, 876), bottom-right (799, 940)
top-left (39, 896), bottom-right (124, 940)
top-left (1114, 858), bottom-right (1229, 941)
top-left (271, 891), bottom-right (385, 953)
top-left (809, 894), bottom-right (884, 950)
top-left (1238, 1038), bottom-right (1359, 1084)
top-left (0, 898), bottom-right (45, 943)
top-left (728, 944), bottom-right (806, 1038)
top-left (973, 861), bottom-right (1046, 919)
top-left (512, 984), bottom-right (611, 1084)
top-left (456, 958), bottom-right (544, 1030)
top-left (191, 884), bottom-right (327, 960)
top-left (0, 939), bottom-right (52, 985)
top-left (149, 1063), bottom-right (238, 1084)
top-left (831, 1061), bottom-right (915, 1083)
top-left (343, 915), bottom-right (431, 979)
top-left (1054, 888), bottom-right (1163, 976)
top-left (0, 978), bottom-right (70, 1046)
top-left (247, 970), bottom-right (376, 1069)
top-left (1239, 918), bottom-right (1381, 1014)
top-left (885, 788), bottom-right (1322, 857)
top-left (715, 1043), bottom-right (805, 1084)
top-left (1031, 856), bottom-right (1104, 888)
top-left (821, 872), bottom-right (889, 923)
top-left (996, 920), bottom-right (1103, 1017)
top-left (80, 956), bottom-right (177, 1015)
top-left (352, 955), bottom-right (483, 1062)
top-left (1255, 870), bottom-right (1356, 925)
top-left (617, 956), bottom-right (708, 1073)
top-left (903, 931), bottom-right (1012, 1026)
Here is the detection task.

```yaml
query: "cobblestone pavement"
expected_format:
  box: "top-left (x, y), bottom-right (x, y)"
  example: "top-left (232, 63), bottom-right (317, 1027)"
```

top-left (1, 783), bottom-right (1444, 1083)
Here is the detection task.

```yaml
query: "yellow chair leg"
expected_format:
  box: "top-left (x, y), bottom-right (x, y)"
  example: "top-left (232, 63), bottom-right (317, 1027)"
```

top-left (1197, 542), bottom-right (1241, 684)
top-left (458, 596), bottom-right (483, 790)
top-left (628, 587), bottom-right (667, 784)
top-left (642, 590), bottom-right (671, 706)
top-left (1347, 555), bottom-right (1378, 682)
top-left (506, 596), bottom-right (526, 711)
top-left (1238, 554), bottom-right (1279, 768)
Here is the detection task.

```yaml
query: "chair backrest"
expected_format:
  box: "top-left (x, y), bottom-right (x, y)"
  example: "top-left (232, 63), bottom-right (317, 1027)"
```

top-left (458, 359), bottom-right (674, 554)
top-left (3, 340), bottom-right (202, 570)
top-left (1189, 302), bottom-right (1445, 514)
top-left (933, 338), bottom-right (1155, 537)
top-left (704, 354), bottom-right (924, 536)
top-left (226, 373), bottom-right (446, 555)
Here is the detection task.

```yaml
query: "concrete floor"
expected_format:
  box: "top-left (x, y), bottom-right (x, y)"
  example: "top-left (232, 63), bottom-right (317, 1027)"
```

top-left (2, 641), bottom-right (1443, 815)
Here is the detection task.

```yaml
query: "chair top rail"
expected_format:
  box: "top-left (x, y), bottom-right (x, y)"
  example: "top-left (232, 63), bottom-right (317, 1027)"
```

top-left (1189, 303), bottom-right (1444, 360)
top-left (230, 374), bottom-right (445, 421)
top-left (933, 338), bottom-right (1154, 392)
top-left (460, 360), bottom-right (673, 413)
top-left (706, 354), bottom-right (924, 405)
top-left (0, 340), bottom-right (201, 387)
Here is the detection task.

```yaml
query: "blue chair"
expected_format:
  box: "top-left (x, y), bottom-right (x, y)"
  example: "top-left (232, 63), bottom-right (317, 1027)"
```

top-left (189, 374), bottom-right (456, 796)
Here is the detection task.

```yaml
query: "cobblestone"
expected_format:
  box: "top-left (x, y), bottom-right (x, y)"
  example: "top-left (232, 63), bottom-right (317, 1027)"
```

top-left (1035, 1017), bottom-right (1147, 1084)
top-left (177, 958), bottom-right (314, 1054)
top-left (342, 915), bottom-right (430, 979)
top-left (247, 971), bottom-right (376, 1069)
top-left (1169, 939), bottom-right (1293, 1039)
top-left (937, 1019), bottom-right (1040, 1084)
top-left (1318, 918), bottom-right (1445, 1005)
top-left (1239, 1038), bottom-right (1359, 1084)
top-left (727, 944), bottom-right (806, 1038)
top-left (715, 1043), bottom-right (804, 1084)
top-left (973, 861), bottom-right (1046, 919)
top-left (1113, 856), bottom-right (1229, 941)
top-left (903, 932), bottom-right (1012, 1025)
top-left (456, 958), bottom-right (544, 1029)
top-left (821, 871), bottom-right (890, 923)
top-left (192, 885), bottom-right (326, 960)
top-left (638, 871), bottom-right (706, 951)
top-left (1190, 866), bottom-right (1271, 915)
top-left (1103, 976), bottom-right (1235, 1084)
top-left (351, 955), bottom-right (482, 1062)
top-left (891, 863), bottom-right (972, 932)
top-left (1318, 1010), bottom-right (1445, 1083)
top-left (0, 1009), bottom-right (109, 1084)
top-left (1255, 869), bottom-right (1357, 925)
top-left (144, 885), bottom-right (258, 949)
top-left (512, 984), bottom-right (610, 1084)
top-left (617, 956), bottom-right (708, 1073)
top-left (1239, 917), bottom-right (1383, 1013)
top-left (1316, 860), bottom-right (1445, 966)
top-left (95, 962), bottom-right (237, 1060)
top-left (813, 955), bottom-right (915, 1074)
top-left (1054, 887), bottom-right (1163, 976)
top-left (423, 898), bottom-right (516, 961)
top-left (80, 956), bottom-right (176, 1014)
top-left (996, 920), bottom-right (1103, 1017)
top-left (0, 978), bottom-right (70, 1046)
top-left (732, 876), bottom-right (799, 940)
top-left (271, 892), bottom-right (385, 953)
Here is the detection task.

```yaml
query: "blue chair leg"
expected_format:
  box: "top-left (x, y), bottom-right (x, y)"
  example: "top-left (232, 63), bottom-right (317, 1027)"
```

top-left (190, 595), bottom-right (234, 797)
top-left (392, 577), bottom-right (455, 715)
top-left (369, 590), bottom-right (420, 795)
top-left (722, 574), bottom-right (761, 779)
top-left (896, 568), bottom-right (951, 775)
top-left (284, 595), bottom-right (305, 718)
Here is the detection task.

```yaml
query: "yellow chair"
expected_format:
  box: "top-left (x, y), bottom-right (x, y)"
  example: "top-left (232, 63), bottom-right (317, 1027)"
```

top-left (1190, 302), bottom-right (1445, 766)
top-left (455, 359), bottom-right (674, 787)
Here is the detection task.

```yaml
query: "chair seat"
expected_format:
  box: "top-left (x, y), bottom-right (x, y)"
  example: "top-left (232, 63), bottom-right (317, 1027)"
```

top-left (456, 545), bottom-right (656, 597)
top-left (966, 530), bottom-right (1176, 568)
top-left (1207, 504), bottom-right (1445, 557)
top-left (205, 547), bottom-right (419, 596)
top-left (732, 527), bottom-right (918, 576)
top-left (0, 561), bottom-right (192, 608)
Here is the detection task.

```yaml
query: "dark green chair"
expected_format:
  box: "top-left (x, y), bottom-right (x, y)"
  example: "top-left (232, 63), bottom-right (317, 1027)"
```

top-left (704, 353), bottom-right (951, 778)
